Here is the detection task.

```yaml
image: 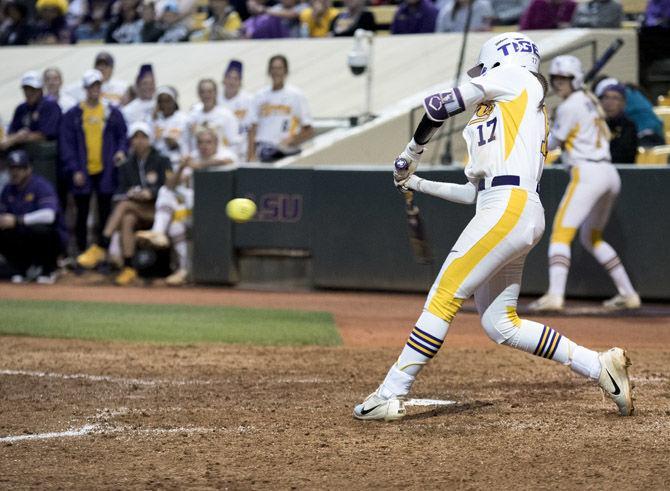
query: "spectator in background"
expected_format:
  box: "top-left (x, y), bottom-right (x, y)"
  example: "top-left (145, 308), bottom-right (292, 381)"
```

top-left (265, 0), bottom-right (306, 37)
top-left (435, 0), bottom-right (493, 33)
top-left (519, 0), bottom-right (576, 29)
top-left (93, 52), bottom-right (129, 107)
top-left (243, 0), bottom-right (291, 38)
top-left (595, 76), bottom-right (666, 146)
top-left (644, 0), bottom-right (670, 26)
top-left (220, 60), bottom-right (253, 161)
top-left (1, 71), bottom-right (61, 152)
top-left (190, 0), bottom-right (242, 41)
top-left (153, 86), bottom-right (190, 166)
top-left (299, 0), bottom-right (338, 37)
top-left (74, 0), bottom-right (112, 41)
top-left (0, 1), bottom-right (32, 46)
top-left (106, 0), bottom-right (142, 43)
top-left (188, 78), bottom-right (240, 155)
top-left (330, 0), bottom-right (377, 36)
top-left (571, 0), bottom-right (622, 28)
top-left (65, 52), bottom-right (129, 107)
top-left (60, 69), bottom-right (127, 256)
top-left (136, 127), bottom-right (237, 286)
top-left (158, 0), bottom-right (190, 41)
top-left (247, 55), bottom-right (313, 162)
top-left (32, 0), bottom-right (74, 44)
top-left (78, 122), bottom-right (171, 285)
top-left (43, 68), bottom-right (78, 113)
top-left (391, 0), bottom-right (438, 34)
top-left (138, 1), bottom-right (164, 42)
top-left (598, 82), bottom-right (638, 164)
top-left (0, 150), bottom-right (66, 284)
top-left (491, 0), bottom-right (530, 25)
top-left (123, 64), bottom-right (157, 125)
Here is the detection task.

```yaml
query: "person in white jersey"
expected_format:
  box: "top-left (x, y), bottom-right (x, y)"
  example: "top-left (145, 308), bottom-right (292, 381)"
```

top-left (353, 33), bottom-right (635, 422)
top-left (247, 55), bottom-right (314, 163)
top-left (529, 56), bottom-right (640, 312)
top-left (122, 64), bottom-right (157, 125)
top-left (152, 85), bottom-right (190, 167)
top-left (220, 60), bottom-right (254, 163)
top-left (188, 78), bottom-right (240, 156)
top-left (65, 52), bottom-right (128, 107)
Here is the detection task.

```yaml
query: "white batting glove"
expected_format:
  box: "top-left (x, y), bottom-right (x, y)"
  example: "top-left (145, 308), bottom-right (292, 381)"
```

top-left (393, 173), bottom-right (421, 193)
top-left (395, 138), bottom-right (424, 176)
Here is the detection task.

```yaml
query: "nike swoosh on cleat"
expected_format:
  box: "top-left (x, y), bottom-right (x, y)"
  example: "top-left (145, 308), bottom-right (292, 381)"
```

top-left (606, 370), bottom-right (621, 395)
top-left (360, 404), bottom-right (381, 416)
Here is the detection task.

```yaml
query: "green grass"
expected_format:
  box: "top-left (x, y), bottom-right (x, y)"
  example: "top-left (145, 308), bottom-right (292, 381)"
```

top-left (0, 299), bottom-right (341, 346)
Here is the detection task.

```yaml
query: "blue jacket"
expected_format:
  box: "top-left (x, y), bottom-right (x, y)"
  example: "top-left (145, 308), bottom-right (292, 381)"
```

top-left (59, 102), bottom-right (128, 195)
top-left (625, 86), bottom-right (665, 142)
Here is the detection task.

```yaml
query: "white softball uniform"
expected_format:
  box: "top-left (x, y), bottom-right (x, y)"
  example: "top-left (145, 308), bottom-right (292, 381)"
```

top-left (249, 84), bottom-right (312, 146)
top-left (548, 89), bottom-right (618, 246)
top-left (550, 90), bottom-right (610, 167)
top-left (221, 90), bottom-right (254, 161)
top-left (122, 98), bottom-right (155, 125)
top-left (187, 104), bottom-right (240, 154)
top-left (153, 110), bottom-right (190, 167)
top-left (420, 65), bottom-right (548, 325)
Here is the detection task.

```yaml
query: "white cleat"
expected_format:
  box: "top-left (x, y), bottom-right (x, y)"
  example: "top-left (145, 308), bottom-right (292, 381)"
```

top-left (353, 389), bottom-right (406, 422)
top-left (528, 293), bottom-right (565, 312)
top-left (603, 293), bottom-right (641, 311)
top-left (598, 348), bottom-right (635, 416)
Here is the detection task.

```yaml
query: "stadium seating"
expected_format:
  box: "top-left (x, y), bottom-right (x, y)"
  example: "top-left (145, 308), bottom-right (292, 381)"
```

top-left (635, 145), bottom-right (670, 165)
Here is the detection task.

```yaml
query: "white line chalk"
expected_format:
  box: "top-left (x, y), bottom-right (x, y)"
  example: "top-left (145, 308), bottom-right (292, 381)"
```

top-left (405, 399), bottom-right (457, 407)
top-left (0, 369), bottom-right (210, 386)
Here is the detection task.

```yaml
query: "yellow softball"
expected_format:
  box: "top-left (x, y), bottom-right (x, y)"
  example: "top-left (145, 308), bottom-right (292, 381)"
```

top-left (226, 198), bottom-right (257, 223)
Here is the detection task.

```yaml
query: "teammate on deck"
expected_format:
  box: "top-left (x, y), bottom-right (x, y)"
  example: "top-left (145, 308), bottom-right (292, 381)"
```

top-left (529, 56), bottom-right (640, 312)
top-left (353, 33), bottom-right (634, 422)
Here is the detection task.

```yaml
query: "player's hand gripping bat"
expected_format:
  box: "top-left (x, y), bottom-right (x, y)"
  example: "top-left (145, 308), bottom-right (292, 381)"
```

top-left (394, 158), bottom-right (432, 265)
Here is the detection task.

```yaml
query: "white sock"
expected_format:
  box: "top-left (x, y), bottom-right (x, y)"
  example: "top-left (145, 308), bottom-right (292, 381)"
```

top-left (592, 242), bottom-right (635, 296)
top-left (504, 318), bottom-right (600, 379)
top-left (379, 311), bottom-right (449, 398)
top-left (547, 242), bottom-right (571, 297)
top-left (174, 240), bottom-right (188, 270)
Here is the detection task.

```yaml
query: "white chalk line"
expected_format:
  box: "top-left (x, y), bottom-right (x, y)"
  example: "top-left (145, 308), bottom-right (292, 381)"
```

top-left (405, 399), bottom-right (457, 407)
top-left (0, 369), bottom-right (211, 387)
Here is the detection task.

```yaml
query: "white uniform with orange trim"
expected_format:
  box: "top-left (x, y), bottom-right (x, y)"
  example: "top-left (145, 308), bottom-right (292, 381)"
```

top-left (187, 104), bottom-right (240, 155)
top-left (249, 84), bottom-right (312, 147)
top-left (542, 90), bottom-right (636, 302)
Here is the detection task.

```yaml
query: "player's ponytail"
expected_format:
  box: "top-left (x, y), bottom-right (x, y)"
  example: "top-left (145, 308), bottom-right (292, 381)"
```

top-left (531, 71), bottom-right (548, 109)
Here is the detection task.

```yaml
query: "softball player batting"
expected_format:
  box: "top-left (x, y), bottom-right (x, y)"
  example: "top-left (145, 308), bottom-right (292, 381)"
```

top-left (529, 55), bottom-right (640, 312)
top-left (353, 33), bottom-right (634, 422)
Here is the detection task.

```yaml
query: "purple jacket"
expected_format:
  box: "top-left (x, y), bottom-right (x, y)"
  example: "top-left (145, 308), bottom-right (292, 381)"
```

top-left (0, 173), bottom-right (68, 247)
top-left (644, 0), bottom-right (670, 26)
top-left (243, 14), bottom-right (290, 39)
top-left (59, 102), bottom-right (127, 195)
top-left (8, 97), bottom-right (61, 139)
top-left (391, 0), bottom-right (438, 34)
top-left (519, 0), bottom-right (576, 29)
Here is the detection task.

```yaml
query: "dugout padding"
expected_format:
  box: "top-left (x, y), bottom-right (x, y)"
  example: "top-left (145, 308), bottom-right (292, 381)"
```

top-left (193, 166), bottom-right (670, 299)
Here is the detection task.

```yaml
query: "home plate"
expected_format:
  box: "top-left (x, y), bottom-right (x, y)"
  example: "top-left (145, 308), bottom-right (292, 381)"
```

top-left (405, 399), bottom-right (456, 407)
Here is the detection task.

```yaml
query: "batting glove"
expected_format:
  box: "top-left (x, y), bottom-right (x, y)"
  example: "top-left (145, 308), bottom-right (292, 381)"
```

top-left (395, 138), bottom-right (424, 176)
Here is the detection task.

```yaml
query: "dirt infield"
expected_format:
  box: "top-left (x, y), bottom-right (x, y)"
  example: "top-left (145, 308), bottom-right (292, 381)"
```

top-left (1, 284), bottom-right (669, 489)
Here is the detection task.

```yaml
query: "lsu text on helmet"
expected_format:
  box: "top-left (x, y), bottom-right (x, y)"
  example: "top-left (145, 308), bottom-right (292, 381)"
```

top-left (467, 32), bottom-right (541, 78)
top-left (549, 55), bottom-right (584, 90)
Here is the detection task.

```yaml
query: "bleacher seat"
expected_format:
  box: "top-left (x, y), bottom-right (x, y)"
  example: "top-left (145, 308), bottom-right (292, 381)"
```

top-left (635, 145), bottom-right (670, 165)
top-left (653, 106), bottom-right (670, 142)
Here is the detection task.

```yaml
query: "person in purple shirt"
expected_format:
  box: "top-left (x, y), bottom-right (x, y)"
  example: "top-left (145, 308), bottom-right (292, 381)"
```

top-left (519, 0), bottom-right (576, 29)
top-left (391, 0), bottom-right (439, 34)
top-left (59, 69), bottom-right (128, 255)
top-left (0, 150), bottom-right (66, 284)
top-left (644, 0), bottom-right (670, 26)
top-left (0, 71), bottom-right (62, 152)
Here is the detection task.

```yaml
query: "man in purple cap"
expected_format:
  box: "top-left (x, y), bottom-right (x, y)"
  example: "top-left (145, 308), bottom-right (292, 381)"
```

top-left (0, 150), bottom-right (66, 283)
top-left (0, 71), bottom-right (61, 152)
top-left (60, 68), bottom-right (128, 258)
